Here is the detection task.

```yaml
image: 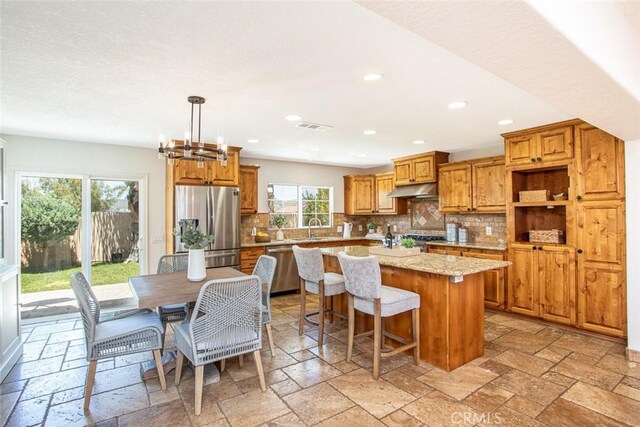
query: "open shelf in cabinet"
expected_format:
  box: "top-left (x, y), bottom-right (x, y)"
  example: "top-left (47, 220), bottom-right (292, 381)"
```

top-left (510, 166), bottom-right (570, 203)
top-left (513, 205), bottom-right (567, 244)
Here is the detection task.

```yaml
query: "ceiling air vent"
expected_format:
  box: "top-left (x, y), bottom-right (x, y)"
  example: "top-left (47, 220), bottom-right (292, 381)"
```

top-left (295, 121), bottom-right (332, 132)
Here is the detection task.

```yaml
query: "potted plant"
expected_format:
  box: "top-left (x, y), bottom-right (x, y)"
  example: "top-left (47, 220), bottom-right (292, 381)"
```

top-left (173, 225), bottom-right (214, 282)
top-left (271, 214), bottom-right (287, 241)
top-left (366, 220), bottom-right (377, 234)
top-left (400, 237), bottom-right (416, 249)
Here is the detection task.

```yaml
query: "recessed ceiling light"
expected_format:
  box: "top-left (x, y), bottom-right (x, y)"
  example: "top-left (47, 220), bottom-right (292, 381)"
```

top-left (363, 130), bottom-right (377, 135)
top-left (311, 147), bottom-right (320, 151)
top-left (497, 119), bottom-right (514, 125)
top-left (363, 73), bottom-right (383, 81)
top-left (286, 115), bottom-right (301, 121)
top-left (357, 154), bottom-right (367, 158)
top-left (246, 139), bottom-right (259, 143)
top-left (413, 140), bottom-right (425, 145)
top-left (448, 101), bottom-right (467, 109)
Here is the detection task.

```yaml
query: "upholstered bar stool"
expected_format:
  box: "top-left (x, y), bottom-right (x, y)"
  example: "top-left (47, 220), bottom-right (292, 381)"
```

top-left (292, 245), bottom-right (346, 347)
top-left (337, 251), bottom-right (420, 379)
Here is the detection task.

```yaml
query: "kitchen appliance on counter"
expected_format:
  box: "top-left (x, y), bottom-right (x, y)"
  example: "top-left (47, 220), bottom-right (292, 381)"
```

top-left (342, 222), bottom-right (353, 239)
top-left (174, 185), bottom-right (241, 269)
top-left (458, 228), bottom-right (469, 244)
top-left (265, 245), bottom-right (299, 293)
top-left (446, 223), bottom-right (459, 243)
top-left (403, 232), bottom-right (446, 252)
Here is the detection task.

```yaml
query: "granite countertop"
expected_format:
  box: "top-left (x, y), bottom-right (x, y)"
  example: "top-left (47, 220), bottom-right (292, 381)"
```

top-left (241, 236), bottom-right (371, 248)
top-left (320, 245), bottom-right (511, 277)
top-left (426, 241), bottom-right (507, 252)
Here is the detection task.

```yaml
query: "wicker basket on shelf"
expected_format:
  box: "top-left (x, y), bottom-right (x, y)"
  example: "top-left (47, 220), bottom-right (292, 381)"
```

top-left (254, 235), bottom-right (271, 243)
top-left (519, 190), bottom-right (550, 202)
top-left (529, 229), bottom-right (565, 244)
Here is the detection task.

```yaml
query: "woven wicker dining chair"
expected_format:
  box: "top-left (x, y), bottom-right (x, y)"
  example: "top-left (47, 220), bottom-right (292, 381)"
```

top-left (174, 275), bottom-right (266, 416)
top-left (337, 252), bottom-right (420, 380)
top-left (292, 245), bottom-right (346, 347)
top-left (70, 272), bottom-right (166, 411)
top-left (254, 255), bottom-right (277, 356)
top-left (156, 253), bottom-right (189, 351)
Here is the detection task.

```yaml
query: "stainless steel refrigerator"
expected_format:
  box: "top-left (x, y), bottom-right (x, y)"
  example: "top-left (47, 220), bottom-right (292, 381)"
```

top-left (174, 185), bottom-right (241, 269)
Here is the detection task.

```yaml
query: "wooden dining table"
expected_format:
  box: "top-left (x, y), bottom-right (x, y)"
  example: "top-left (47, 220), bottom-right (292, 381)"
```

top-left (128, 267), bottom-right (247, 380)
top-left (129, 267), bottom-right (247, 309)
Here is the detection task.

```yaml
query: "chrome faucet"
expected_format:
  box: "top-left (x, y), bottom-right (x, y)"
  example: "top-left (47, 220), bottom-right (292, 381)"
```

top-left (308, 217), bottom-right (322, 239)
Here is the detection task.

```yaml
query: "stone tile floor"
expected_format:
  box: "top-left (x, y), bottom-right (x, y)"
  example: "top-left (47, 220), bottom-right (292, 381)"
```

top-left (2, 293), bottom-right (640, 426)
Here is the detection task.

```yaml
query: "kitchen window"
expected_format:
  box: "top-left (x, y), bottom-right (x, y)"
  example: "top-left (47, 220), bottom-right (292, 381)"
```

top-left (267, 183), bottom-right (333, 229)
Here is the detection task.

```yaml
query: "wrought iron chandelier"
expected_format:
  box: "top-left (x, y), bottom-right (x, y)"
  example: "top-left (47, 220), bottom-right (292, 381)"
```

top-left (158, 96), bottom-right (228, 167)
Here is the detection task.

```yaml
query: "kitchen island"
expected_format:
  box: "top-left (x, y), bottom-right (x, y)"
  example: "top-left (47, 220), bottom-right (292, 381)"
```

top-left (320, 246), bottom-right (510, 371)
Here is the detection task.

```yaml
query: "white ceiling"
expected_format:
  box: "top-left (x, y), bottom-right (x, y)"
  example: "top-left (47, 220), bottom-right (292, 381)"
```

top-left (0, 1), bottom-right (587, 167)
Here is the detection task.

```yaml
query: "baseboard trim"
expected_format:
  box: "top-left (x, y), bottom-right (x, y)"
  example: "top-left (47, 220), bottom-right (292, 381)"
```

top-left (627, 347), bottom-right (640, 363)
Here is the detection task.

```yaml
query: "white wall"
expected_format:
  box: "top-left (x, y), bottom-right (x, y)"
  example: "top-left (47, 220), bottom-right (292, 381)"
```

top-left (626, 139), bottom-right (640, 352)
top-left (241, 157), bottom-right (360, 213)
top-left (2, 134), bottom-right (166, 274)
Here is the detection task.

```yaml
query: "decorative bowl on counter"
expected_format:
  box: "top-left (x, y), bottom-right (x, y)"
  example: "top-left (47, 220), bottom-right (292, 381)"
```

top-left (255, 233), bottom-right (271, 243)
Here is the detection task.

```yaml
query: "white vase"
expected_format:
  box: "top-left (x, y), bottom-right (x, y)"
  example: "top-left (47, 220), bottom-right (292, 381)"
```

top-left (188, 248), bottom-right (207, 282)
top-left (276, 228), bottom-right (284, 241)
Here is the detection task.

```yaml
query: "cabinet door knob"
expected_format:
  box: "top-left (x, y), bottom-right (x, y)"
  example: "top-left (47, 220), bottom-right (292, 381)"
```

top-left (467, 208), bottom-right (471, 212)
top-left (532, 246), bottom-right (537, 250)
top-left (538, 246), bottom-right (543, 250)
top-left (536, 157), bottom-right (542, 162)
top-left (577, 195), bottom-right (582, 200)
top-left (577, 249), bottom-right (583, 254)
top-left (530, 158), bottom-right (535, 162)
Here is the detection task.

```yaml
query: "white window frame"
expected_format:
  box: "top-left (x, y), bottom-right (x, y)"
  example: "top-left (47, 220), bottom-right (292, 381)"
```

top-left (267, 183), bottom-right (333, 229)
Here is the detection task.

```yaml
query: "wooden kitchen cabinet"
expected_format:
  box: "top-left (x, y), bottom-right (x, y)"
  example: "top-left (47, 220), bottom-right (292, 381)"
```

top-left (438, 156), bottom-right (505, 214)
top-left (240, 246), bottom-right (264, 274)
top-left (344, 173), bottom-right (406, 215)
top-left (173, 159), bottom-right (209, 185)
top-left (239, 165), bottom-right (259, 215)
top-left (392, 151), bottom-right (449, 186)
top-left (504, 122), bottom-right (574, 167)
top-left (207, 148), bottom-right (240, 186)
top-left (577, 200), bottom-right (626, 336)
top-left (575, 123), bottom-right (625, 201)
top-left (438, 163), bottom-right (472, 213)
top-left (472, 157), bottom-right (506, 212)
top-left (463, 250), bottom-right (506, 310)
top-left (508, 244), bottom-right (538, 317)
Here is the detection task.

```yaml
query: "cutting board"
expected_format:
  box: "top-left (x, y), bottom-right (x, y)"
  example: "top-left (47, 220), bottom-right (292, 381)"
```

top-left (369, 246), bottom-right (421, 257)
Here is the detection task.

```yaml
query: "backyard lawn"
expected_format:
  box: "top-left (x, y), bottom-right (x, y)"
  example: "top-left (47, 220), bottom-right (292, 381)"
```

top-left (21, 262), bottom-right (140, 293)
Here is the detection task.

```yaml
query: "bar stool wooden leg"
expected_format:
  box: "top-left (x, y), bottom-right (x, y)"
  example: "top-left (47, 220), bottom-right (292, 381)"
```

top-left (373, 299), bottom-right (382, 380)
top-left (317, 280), bottom-right (325, 347)
top-left (175, 351), bottom-right (184, 385)
top-left (238, 354), bottom-right (244, 367)
top-left (299, 278), bottom-right (306, 336)
top-left (347, 293), bottom-right (355, 362)
top-left (412, 308), bottom-right (420, 365)
top-left (194, 365), bottom-right (204, 416)
top-left (220, 359), bottom-right (226, 372)
top-left (329, 296), bottom-right (334, 323)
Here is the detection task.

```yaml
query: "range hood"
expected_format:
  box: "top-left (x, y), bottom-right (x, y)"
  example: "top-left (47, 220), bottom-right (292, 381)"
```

top-left (387, 183), bottom-right (438, 199)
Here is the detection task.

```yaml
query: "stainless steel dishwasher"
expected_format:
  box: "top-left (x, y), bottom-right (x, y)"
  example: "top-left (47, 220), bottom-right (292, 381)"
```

top-left (265, 245), bottom-right (300, 293)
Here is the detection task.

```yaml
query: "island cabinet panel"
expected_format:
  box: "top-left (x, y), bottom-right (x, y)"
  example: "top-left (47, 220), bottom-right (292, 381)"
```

top-left (322, 254), bottom-right (486, 372)
top-left (507, 244), bottom-right (538, 317)
top-left (472, 158), bottom-right (506, 212)
top-left (438, 163), bottom-right (472, 213)
top-left (575, 123), bottom-right (625, 201)
top-left (538, 246), bottom-right (575, 325)
top-left (239, 165), bottom-right (259, 215)
top-left (462, 251), bottom-right (505, 309)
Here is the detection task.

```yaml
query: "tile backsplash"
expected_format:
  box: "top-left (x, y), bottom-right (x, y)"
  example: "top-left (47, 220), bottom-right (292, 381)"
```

top-left (240, 199), bottom-right (506, 244)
